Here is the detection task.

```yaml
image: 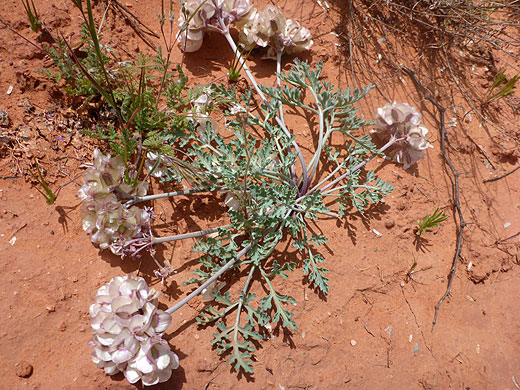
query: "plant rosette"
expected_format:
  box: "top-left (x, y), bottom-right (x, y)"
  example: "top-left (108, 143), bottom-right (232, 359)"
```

top-left (89, 275), bottom-right (179, 386)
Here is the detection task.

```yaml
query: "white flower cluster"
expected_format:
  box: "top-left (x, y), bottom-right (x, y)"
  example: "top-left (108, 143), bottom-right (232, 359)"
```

top-left (79, 149), bottom-right (151, 255)
top-left (374, 102), bottom-right (434, 169)
top-left (177, 1), bottom-right (312, 57)
top-left (238, 5), bottom-right (313, 57)
top-left (89, 275), bottom-right (179, 386)
top-left (178, 0), bottom-right (252, 52)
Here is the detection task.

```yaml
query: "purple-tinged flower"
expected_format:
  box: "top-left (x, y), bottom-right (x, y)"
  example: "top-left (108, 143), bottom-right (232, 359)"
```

top-left (125, 337), bottom-right (179, 386)
top-left (238, 5), bottom-right (313, 56)
top-left (374, 104), bottom-right (433, 169)
top-left (374, 102), bottom-right (422, 137)
top-left (89, 275), bottom-right (179, 386)
top-left (177, 0), bottom-right (251, 52)
top-left (396, 124), bottom-right (434, 169)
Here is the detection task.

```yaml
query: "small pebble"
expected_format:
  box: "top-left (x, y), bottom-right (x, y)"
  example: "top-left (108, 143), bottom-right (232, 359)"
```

top-left (350, 339), bottom-right (357, 346)
top-left (384, 220), bottom-right (395, 229)
top-left (0, 110), bottom-right (9, 127)
top-left (58, 321), bottom-right (67, 331)
top-left (46, 305), bottom-right (55, 313)
top-left (15, 361), bottom-right (33, 378)
top-left (504, 222), bottom-right (511, 229)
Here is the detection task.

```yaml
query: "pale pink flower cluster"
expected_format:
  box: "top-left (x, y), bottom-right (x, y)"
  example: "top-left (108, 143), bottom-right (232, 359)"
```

top-left (238, 5), bottom-right (313, 57)
top-left (79, 149), bottom-right (151, 255)
top-left (374, 102), bottom-right (433, 169)
top-left (178, 0), bottom-right (251, 52)
top-left (89, 275), bottom-right (179, 386)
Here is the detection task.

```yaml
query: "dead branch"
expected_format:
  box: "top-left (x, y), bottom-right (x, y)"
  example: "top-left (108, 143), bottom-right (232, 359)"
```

top-left (401, 66), bottom-right (467, 332)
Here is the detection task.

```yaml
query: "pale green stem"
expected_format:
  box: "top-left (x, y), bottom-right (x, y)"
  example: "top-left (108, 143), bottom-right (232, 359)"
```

top-left (125, 188), bottom-right (221, 206)
top-left (304, 82), bottom-right (327, 187)
top-left (276, 51), bottom-right (285, 125)
top-left (232, 265), bottom-right (256, 348)
top-left (305, 106), bottom-right (325, 187)
top-left (165, 240), bottom-right (253, 314)
top-left (152, 224), bottom-right (232, 244)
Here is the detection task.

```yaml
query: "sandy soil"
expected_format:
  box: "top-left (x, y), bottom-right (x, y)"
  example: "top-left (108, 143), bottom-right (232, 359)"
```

top-left (1, 0), bottom-right (519, 389)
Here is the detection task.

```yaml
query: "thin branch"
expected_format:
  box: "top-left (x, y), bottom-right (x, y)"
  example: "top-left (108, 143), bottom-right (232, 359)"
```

top-left (483, 165), bottom-right (520, 183)
top-left (401, 66), bottom-right (467, 332)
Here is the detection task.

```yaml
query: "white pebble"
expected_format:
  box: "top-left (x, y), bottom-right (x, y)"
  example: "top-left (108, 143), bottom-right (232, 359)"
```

top-left (350, 339), bottom-right (357, 346)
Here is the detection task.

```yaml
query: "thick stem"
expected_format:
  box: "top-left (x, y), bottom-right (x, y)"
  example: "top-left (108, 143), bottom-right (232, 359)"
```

top-left (276, 51), bottom-right (285, 125)
top-left (305, 105), bottom-right (325, 188)
top-left (125, 188), bottom-right (221, 206)
top-left (152, 224), bottom-right (232, 244)
top-left (165, 240), bottom-right (254, 314)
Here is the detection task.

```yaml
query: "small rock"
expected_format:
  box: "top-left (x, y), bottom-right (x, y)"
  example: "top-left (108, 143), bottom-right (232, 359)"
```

top-left (372, 228), bottom-right (382, 237)
top-left (196, 358), bottom-right (218, 372)
top-left (45, 305), bottom-right (55, 313)
top-left (0, 110), bottom-right (9, 127)
top-left (350, 339), bottom-right (357, 346)
top-left (58, 321), bottom-right (67, 331)
top-left (15, 361), bottom-right (33, 378)
top-left (385, 220), bottom-right (395, 229)
top-left (18, 99), bottom-right (35, 114)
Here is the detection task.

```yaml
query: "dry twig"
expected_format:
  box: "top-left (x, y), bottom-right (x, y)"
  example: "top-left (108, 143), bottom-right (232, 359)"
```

top-left (483, 165), bottom-right (520, 183)
top-left (402, 66), bottom-right (467, 331)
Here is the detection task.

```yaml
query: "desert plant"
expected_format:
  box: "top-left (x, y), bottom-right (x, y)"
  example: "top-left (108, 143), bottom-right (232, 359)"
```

top-left (35, 0), bottom-right (433, 380)
top-left (485, 69), bottom-right (520, 103)
top-left (416, 208), bottom-right (448, 236)
top-left (21, 0), bottom-right (42, 33)
top-left (31, 160), bottom-right (57, 205)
